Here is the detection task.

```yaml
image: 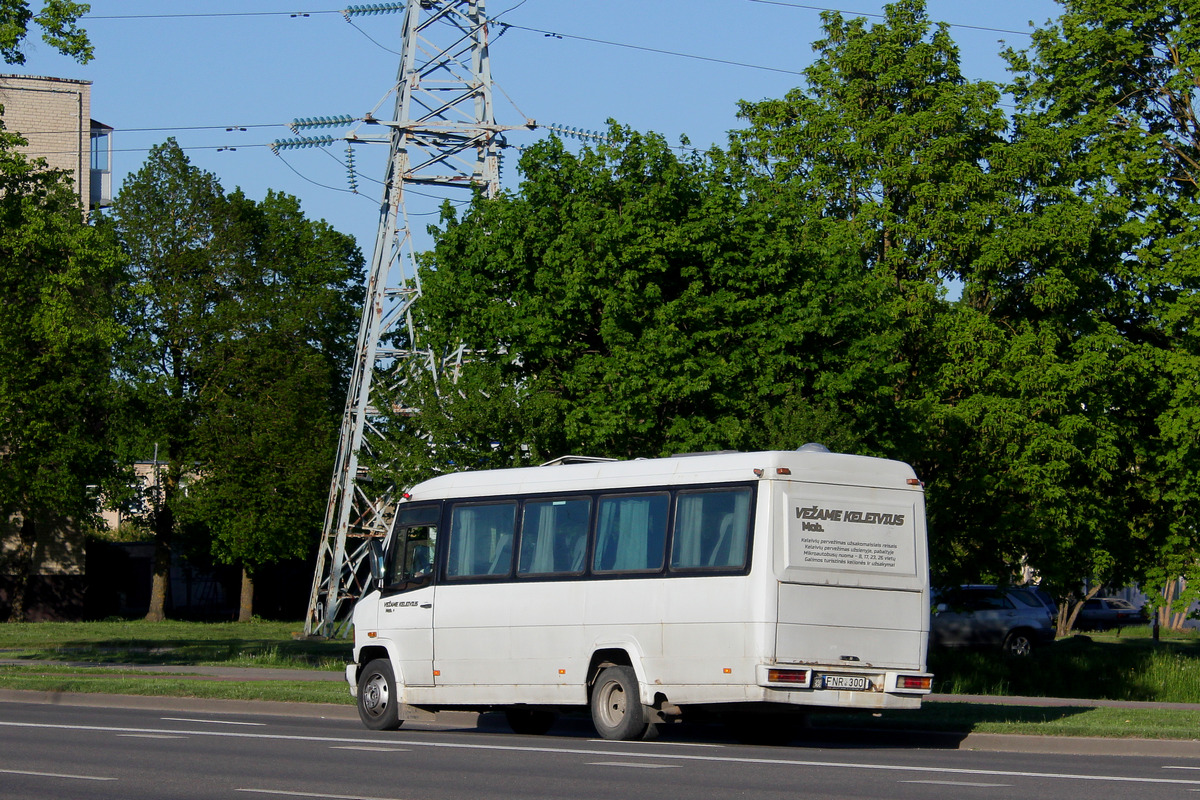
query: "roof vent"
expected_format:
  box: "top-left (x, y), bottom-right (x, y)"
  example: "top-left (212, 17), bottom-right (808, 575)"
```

top-left (796, 442), bottom-right (831, 453)
top-left (670, 450), bottom-right (739, 458)
top-left (539, 455), bottom-right (619, 467)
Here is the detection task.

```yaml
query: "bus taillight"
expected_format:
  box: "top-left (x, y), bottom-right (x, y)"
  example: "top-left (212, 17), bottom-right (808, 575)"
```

top-left (767, 668), bottom-right (811, 685)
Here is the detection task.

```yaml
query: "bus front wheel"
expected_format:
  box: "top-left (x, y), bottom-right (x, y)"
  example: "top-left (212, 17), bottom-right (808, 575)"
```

top-left (357, 658), bottom-right (404, 731)
top-left (590, 665), bottom-right (651, 740)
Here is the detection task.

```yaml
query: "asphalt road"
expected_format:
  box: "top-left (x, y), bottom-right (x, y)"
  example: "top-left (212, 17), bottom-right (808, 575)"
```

top-left (2, 697), bottom-right (1200, 800)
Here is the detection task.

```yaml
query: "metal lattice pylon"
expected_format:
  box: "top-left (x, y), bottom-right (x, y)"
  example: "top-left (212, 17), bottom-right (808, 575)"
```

top-left (305, 0), bottom-right (522, 637)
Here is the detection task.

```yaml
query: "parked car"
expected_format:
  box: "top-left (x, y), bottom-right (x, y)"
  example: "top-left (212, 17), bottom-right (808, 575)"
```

top-left (930, 585), bottom-right (1056, 656)
top-left (1011, 585), bottom-right (1058, 620)
top-left (1076, 597), bottom-right (1146, 631)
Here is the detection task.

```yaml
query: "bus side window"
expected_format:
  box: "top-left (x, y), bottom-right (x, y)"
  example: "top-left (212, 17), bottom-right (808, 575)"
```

top-left (671, 488), bottom-right (752, 570)
top-left (518, 498), bottom-right (591, 576)
top-left (446, 501), bottom-right (517, 579)
top-left (593, 493), bottom-right (669, 573)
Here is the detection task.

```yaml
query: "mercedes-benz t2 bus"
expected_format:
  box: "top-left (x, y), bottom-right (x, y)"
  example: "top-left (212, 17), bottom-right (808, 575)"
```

top-left (345, 446), bottom-right (932, 740)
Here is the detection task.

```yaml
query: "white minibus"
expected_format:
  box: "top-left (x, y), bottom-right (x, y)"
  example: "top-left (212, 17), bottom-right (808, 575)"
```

top-left (346, 445), bottom-right (933, 740)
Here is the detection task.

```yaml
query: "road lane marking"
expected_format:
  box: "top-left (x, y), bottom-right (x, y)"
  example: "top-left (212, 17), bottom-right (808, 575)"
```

top-left (0, 768), bottom-right (116, 781)
top-left (588, 738), bottom-right (724, 748)
top-left (1166, 766), bottom-right (1200, 771)
top-left (162, 717), bottom-right (265, 726)
top-left (119, 733), bottom-right (188, 739)
top-left (331, 745), bottom-right (411, 752)
top-left (238, 790), bottom-right (408, 800)
top-left (588, 761), bottom-right (680, 769)
top-left (3, 720), bottom-right (1199, 787)
top-left (901, 780), bottom-right (1010, 787)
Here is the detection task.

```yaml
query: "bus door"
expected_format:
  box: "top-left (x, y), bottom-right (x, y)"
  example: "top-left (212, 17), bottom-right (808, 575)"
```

top-left (377, 505), bottom-right (439, 686)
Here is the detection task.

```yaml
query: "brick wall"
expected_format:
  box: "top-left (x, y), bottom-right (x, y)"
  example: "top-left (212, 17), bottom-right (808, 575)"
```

top-left (0, 73), bottom-right (91, 208)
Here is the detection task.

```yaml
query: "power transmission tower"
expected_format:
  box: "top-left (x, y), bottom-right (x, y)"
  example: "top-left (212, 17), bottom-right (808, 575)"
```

top-left (304, 0), bottom-right (527, 637)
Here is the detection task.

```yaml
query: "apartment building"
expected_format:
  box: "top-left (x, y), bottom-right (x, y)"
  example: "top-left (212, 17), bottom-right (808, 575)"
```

top-left (0, 73), bottom-right (112, 210)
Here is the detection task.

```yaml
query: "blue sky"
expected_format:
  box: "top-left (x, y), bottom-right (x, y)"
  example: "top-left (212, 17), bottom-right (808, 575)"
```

top-left (11, 0), bottom-right (1062, 257)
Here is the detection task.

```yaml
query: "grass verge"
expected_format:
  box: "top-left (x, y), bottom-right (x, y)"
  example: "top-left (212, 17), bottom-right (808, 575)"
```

top-left (0, 619), bottom-right (350, 670)
top-left (930, 627), bottom-right (1200, 703)
top-left (0, 668), bottom-right (351, 704)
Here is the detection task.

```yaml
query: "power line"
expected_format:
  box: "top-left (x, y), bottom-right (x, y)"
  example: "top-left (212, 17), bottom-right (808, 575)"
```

top-left (83, 10), bottom-right (340, 20)
top-left (744, 0), bottom-right (1036, 37)
top-left (274, 149), bottom-right (372, 197)
top-left (78, 3), bottom-right (1039, 78)
top-left (27, 138), bottom-right (479, 209)
top-left (493, 21), bottom-right (807, 77)
top-left (8, 123), bottom-right (283, 136)
top-left (80, 2), bottom-right (1040, 39)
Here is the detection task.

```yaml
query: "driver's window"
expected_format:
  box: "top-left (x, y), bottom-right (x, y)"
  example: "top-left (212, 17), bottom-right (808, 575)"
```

top-left (385, 504), bottom-right (440, 591)
top-left (386, 525), bottom-right (437, 588)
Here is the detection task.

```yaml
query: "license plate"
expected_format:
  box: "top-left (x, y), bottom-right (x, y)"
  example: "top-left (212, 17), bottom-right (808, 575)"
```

top-left (821, 675), bottom-right (869, 690)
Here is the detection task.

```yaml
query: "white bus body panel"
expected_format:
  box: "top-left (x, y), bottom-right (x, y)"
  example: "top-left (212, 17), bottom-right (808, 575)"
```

top-left (352, 449), bottom-right (930, 713)
top-left (774, 480), bottom-right (929, 670)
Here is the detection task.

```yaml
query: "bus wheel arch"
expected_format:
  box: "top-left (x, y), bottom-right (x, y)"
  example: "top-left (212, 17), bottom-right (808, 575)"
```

top-left (353, 645), bottom-right (392, 684)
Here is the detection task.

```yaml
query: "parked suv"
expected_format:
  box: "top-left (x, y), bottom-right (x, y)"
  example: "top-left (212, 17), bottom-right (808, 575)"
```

top-left (931, 585), bottom-right (1057, 656)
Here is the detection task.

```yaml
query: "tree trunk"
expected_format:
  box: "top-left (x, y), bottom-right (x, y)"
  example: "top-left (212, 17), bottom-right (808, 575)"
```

top-left (6, 517), bottom-right (37, 623)
top-left (238, 567), bottom-right (254, 622)
top-left (145, 501), bottom-right (174, 622)
top-left (1062, 584), bottom-right (1104, 634)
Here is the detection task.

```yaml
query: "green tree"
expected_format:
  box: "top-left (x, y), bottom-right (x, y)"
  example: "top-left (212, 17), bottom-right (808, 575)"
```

top-left (1000, 0), bottom-right (1200, 627)
top-left (178, 190), bottom-right (363, 620)
top-left (0, 123), bottom-right (122, 620)
top-left (385, 126), bottom-right (809, 481)
top-left (727, 0), bottom-right (1089, 587)
top-left (0, 0), bottom-right (91, 64)
top-left (105, 139), bottom-right (235, 621)
top-left (391, 1), bottom-right (1010, 487)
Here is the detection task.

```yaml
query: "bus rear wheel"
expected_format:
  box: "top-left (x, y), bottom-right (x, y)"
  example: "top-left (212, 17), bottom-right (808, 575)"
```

top-left (504, 707), bottom-right (557, 735)
top-left (357, 658), bottom-right (404, 731)
top-left (590, 665), bottom-right (651, 740)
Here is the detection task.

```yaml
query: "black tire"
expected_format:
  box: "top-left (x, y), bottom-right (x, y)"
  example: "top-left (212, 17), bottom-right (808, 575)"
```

top-left (590, 665), bottom-right (650, 741)
top-left (504, 707), bottom-right (557, 735)
top-left (357, 658), bottom-right (404, 731)
top-left (1002, 630), bottom-right (1034, 657)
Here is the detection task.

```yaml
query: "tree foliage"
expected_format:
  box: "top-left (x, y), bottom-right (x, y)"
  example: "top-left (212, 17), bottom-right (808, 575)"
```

top-left (1000, 0), bottom-right (1200, 619)
top-left (0, 0), bottom-right (91, 64)
top-left (105, 139), bottom-right (232, 620)
top-left (382, 125), bottom-right (900, 483)
top-left (178, 190), bottom-right (363, 592)
top-left (383, 0), bottom-right (1200, 627)
top-left (106, 141), bottom-right (363, 619)
top-left (0, 123), bottom-right (122, 620)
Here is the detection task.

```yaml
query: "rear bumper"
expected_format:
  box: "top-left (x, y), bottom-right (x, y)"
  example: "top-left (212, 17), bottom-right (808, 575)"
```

top-left (754, 663), bottom-right (933, 709)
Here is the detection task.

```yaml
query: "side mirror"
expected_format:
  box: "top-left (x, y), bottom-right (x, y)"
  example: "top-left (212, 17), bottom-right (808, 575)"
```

top-left (367, 539), bottom-right (386, 587)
